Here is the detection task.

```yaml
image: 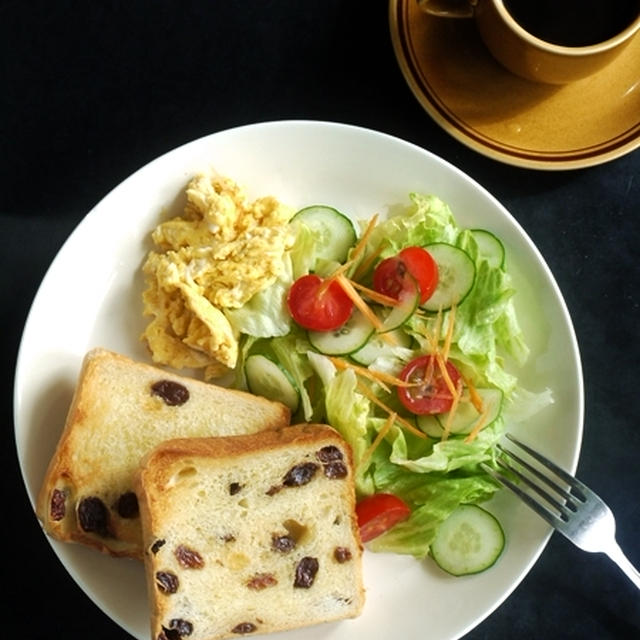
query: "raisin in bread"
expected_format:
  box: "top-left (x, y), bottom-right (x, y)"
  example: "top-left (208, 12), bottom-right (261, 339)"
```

top-left (36, 348), bottom-right (290, 559)
top-left (135, 424), bottom-right (365, 640)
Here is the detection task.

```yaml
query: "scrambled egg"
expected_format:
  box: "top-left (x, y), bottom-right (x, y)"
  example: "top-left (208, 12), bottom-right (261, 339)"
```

top-left (141, 173), bottom-right (294, 378)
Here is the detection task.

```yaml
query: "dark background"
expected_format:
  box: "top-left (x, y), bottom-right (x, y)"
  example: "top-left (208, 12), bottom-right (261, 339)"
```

top-left (3, 1), bottom-right (639, 638)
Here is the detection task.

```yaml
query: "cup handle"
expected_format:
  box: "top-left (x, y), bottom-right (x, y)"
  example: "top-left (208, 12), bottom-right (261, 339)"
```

top-left (416, 0), bottom-right (477, 19)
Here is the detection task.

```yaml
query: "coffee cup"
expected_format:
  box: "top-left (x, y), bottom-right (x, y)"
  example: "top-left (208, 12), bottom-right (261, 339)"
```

top-left (417, 0), bottom-right (640, 84)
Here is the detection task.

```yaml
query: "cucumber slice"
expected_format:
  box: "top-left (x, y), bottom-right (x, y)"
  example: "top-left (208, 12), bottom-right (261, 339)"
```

top-left (415, 414), bottom-right (442, 438)
top-left (350, 327), bottom-right (412, 366)
top-left (308, 309), bottom-right (374, 356)
top-left (291, 205), bottom-right (357, 264)
top-left (432, 388), bottom-right (504, 436)
top-left (431, 504), bottom-right (505, 576)
top-left (471, 229), bottom-right (505, 269)
top-left (245, 354), bottom-right (300, 412)
top-left (422, 243), bottom-right (476, 312)
top-left (377, 276), bottom-right (421, 333)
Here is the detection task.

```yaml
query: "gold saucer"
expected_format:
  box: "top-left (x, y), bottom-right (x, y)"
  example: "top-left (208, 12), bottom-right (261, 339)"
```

top-left (389, 0), bottom-right (640, 169)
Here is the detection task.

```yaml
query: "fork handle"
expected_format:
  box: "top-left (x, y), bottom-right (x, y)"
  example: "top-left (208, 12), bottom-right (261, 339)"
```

top-left (607, 542), bottom-right (640, 590)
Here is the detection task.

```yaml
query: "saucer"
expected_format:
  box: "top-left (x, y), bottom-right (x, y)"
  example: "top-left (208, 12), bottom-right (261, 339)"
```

top-left (389, 0), bottom-right (640, 169)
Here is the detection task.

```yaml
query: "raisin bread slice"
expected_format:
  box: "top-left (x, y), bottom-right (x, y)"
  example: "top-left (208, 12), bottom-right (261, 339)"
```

top-left (135, 424), bottom-right (365, 640)
top-left (36, 348), bottom-right (290, 559)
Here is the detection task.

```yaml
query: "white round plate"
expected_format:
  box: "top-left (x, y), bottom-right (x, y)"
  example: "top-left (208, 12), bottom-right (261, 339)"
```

top-left (14, 121), bottom-right (583, 639)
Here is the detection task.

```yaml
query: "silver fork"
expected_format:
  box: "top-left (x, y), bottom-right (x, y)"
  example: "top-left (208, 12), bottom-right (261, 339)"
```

top-left (481, 433), bottom-right (640, 589)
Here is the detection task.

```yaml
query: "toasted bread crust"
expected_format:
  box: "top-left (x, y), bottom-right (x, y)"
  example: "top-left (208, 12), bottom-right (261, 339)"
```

top-left (36, 348), bottom-right (290, 559)
top-left (141, 423), bottom-right (342, 469)
top-left (136, 424), bottom-right (365, 640)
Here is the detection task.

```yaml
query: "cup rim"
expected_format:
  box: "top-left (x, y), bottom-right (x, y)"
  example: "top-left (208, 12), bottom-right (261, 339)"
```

top-left (494, 0), bottom-right (640, 56)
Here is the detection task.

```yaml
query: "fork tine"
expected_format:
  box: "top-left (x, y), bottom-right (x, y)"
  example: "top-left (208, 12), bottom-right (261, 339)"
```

top-left (506, 433), bottom-right (587, 502)
top-left (497, 444), bottom-right (578, 510)
top-left (494, 454), bottom-right (570, 516)
top-left (480, 462), bottom-right (563, 529)
top-left (485, 435), bottom-right (640, 590)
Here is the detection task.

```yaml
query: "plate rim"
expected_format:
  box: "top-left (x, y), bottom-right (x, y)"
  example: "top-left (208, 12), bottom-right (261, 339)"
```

top-left (388, 0), bottom-right (640, 170)
top-left (13, 119), bottom-right (585, 640)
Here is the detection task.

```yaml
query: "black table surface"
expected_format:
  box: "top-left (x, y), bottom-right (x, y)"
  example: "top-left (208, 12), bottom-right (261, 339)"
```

top-left (3, 2), bottom-right (639, 639)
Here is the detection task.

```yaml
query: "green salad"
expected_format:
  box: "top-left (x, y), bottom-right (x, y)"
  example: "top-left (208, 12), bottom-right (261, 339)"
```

top-left (227, 192), bottom-right (553, 570)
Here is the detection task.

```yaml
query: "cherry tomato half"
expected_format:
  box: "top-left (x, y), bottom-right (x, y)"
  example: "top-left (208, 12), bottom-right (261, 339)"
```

top-left (286, 274), bottom-right (354, 331)
top-left (398, 246), bottom-right (439, 303)
top-left (372, 246), bottom-right (438, 305)
top-left (356, 493), bottom-right (411, 543)
top-left (397, 354), bottom-right (462, 415)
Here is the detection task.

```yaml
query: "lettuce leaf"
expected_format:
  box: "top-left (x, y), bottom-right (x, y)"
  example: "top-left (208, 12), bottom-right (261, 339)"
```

top-left (364, 427), bottom-right (503, 557)
top-left (367, 470), bottom-right (500, 557)
top-left (225, 255), bottom-right (294, 338)
top-left (229, 191), bottom-right (553, 560)
top-left (307, 352), bottom-right (375, 494)
top-left (360, 193), bottom-right (458, 263)
top-left (268, 333), bottom-right (316, 422)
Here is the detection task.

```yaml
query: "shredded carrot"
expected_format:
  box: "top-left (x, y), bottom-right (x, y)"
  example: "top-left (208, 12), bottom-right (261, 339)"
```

top-left (435, 352), bottom-right (459, 399)
top-left (442, 400), bottom-right (461, 443)
top-left (462, 374), bottom-right (484, 413)
top-left (328, 357), bottom-right (417, 390)
top-left (330, 358), bottom-right (389, 393)
top-left (349, 280), bottom-right (399, 307)
top-left (334, 273), bottom-right (397, 345)
top-left (440, 378), bottom-right (463, 442)
top-left (321, 218), bottom-right (379, 288)
top-left (334, 273), bottom-right (384, 330)
top-left (316, 276), bottom-right (337, 299)
top-left (358, 412), bottom-right (395, 471)
top-left (430, 307), bottom-right (443, 354)
top-left (422, 353), bottom-right (436, 386)
top-left (441, 303), bottom-right (457, 361)
top-left (320, 259), bottom-right (357, 296)
top-left (329, 259), bottom-right (353, 280)
top-left (464, 407), bottom-right (491, 443)
top-left (356, 381), bottom-right (427, 439)
top-left (351, 241), bottom-right (386, 282)
top-left (411, 320), bottom-right (436, 352)
top-left (349, 213), bottom-right (379, 264)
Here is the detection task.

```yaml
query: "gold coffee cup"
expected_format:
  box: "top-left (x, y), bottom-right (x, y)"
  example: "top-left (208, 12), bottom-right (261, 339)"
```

top-left (417, 0), bottom-right (640, 84)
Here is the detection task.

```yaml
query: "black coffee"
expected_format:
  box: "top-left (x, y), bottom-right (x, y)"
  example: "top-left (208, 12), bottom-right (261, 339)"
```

top-left (503, 0), bottom-right (639, 47)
